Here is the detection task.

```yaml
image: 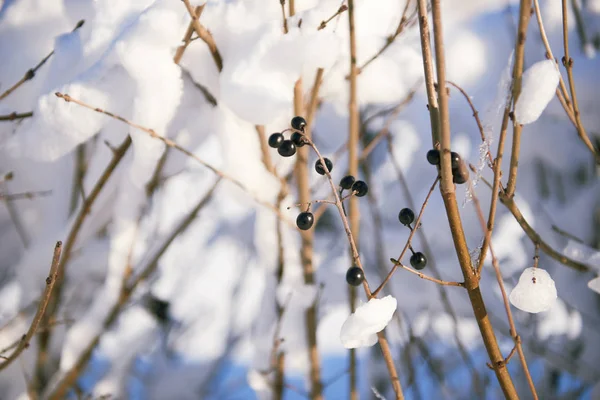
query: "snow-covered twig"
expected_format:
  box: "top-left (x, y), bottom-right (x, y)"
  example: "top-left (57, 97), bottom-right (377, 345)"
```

top-left (0, 20), bottom-right (84, 102)
top-left (0, 241), bottom-right (62, 371)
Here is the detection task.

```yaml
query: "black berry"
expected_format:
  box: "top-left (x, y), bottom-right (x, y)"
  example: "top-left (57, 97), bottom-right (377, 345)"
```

top-left (351, 180), bottom-right (369, 197)
top-left (410, 252), bottom-right (427, 270)
top-left (296, 212), bottom-right (314, 230)
top-left (147, 296), bottom-right (170, 323)
top-left (268, 133), bottom-right (284, 148)
top-left (398, 208), bottom-right (415, 226)
top-left (426, 149), bottom-right (440, 165)
top-left (315, 158), bottom-right (333, 175)
top-left (291, 131), bottom-right (307, 147)
top-left (291, 116), bottom-right (307, 132)
top-left (346, 266), bottom-right (365, 286)
top-left (278, 140), bottom-right (297, 157)
top-left (339, 175), bottom-right (356, 190)
top-left (450, 152), bottom-right (461, 169)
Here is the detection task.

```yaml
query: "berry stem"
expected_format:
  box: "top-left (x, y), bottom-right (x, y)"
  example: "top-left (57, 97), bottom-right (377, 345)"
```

top-left (372, 175), bottom-right (440, 296)
top-left (388, 258), bottom-right (463, 287)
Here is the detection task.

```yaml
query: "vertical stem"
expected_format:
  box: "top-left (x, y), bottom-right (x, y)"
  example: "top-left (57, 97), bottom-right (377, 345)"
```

top-left (347, 1), bottom-right (360, 399)
top-left (429, 0), bottom-right (519, 397)
top-left (289, 4), bottom-right (322, 398)
top-left (506, 0), bottom-right (532, 197)
top-left (416, 0), bottom-right (440, 145)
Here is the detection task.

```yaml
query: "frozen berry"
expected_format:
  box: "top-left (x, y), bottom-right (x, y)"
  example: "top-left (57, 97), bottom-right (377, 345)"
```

top-left (452, 158), bottom-right (469, 184)
top-left (398, 208), bottom-right (415, 226)
top-left (426, 149), bottom-right (440, 165)
top-left (278, 140), bottom-right (296, 157)
top-left (410, 252), bottom-right (427, 270)
top-left (291, 116), bottom-right (307, 132)
top-left (268, 133), bottom-right (284, 148)
top-left (351, 180), bottom-right (368, 197)
top-left (315, 158), bottom-right (333, 175)
top-left (346, 266), bottom-right (365, 286)
top-left (339, 175), bottom-right (356, 190)
top-left (450, 152), bottom-right (461, 169)
top-left (146, 296), bottom-right (170, 323)
top-left (296, 212), bottom-right (314, 230)
top-left (291, 131), bottom-right (307, 147)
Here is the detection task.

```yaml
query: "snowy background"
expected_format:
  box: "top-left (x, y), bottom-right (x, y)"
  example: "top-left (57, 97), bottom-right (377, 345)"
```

top-left (0, 0), bottom-right (599, 398)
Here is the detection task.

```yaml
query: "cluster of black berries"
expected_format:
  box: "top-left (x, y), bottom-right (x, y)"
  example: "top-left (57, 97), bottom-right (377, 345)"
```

top-left (426, 149), bottom-right (469, 184)
top-left (339, 174), bottom-right (368, 197)
top-left (398, 207), bottom-right (428, 270)
top-left (268, 116), bottom-right (309, 157)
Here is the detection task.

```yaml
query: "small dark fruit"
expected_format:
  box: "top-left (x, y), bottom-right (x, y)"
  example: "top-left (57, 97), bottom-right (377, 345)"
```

top-left (346, 266), bottom-right (365, 286)
top-left (296, 212), bottom-right (315, 230)
top-left (450, 152), bottom-right (461, 169)
top-left (291, 131), bottom-right (306, 147)
top-left (351, 180), bottom-right (369, 197)
top-left (315, 158), bottom-right (333, 175)
top-left (426, 149), bottom-right (440, 165)
top-left (339, 175), bottom-right (356, 190)
top-left (452, 158), bottom-right (469, 184)
top-left (268, 133), bottom-right (284, 148)
top-left (278, 140), bottom-right (297, 157)
top-left (398, 208), bottom-right (415, 226)
top-left (410, 252), bottom-right (427, 270)
top-left (291, 116), bottom-right (307, 132)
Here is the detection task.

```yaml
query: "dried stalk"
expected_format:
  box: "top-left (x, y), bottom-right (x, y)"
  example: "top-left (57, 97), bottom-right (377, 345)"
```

top-left (182, 0), bottom-right (223, 72)
top-left (0, 242), bottom-right (62, 371)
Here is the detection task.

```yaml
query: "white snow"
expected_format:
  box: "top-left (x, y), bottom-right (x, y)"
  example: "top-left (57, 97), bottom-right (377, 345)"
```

top-left (514, 59), bottom-right (560, 125)
top-left (509, 267), bottom-right (558, 313)
top-left (340, 295), bottom-right (397, 349)
top-left (588, 276), bottom-right (600, 295)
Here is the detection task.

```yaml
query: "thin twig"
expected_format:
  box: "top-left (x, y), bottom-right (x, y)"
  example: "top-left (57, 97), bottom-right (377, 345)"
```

top-left (54, 92), bottom-right (294, 227)
top-left (468, 182), bottom-right (538, 399)
top-left (45, 181), bottom-right (220, 399)
top-left (0, 112), bottom-right (34, 121)
top-left (561, 0), bottom-right (600, 164)
top-left (0, 20), bottom-right (84, 102)
top-left (174, 5), bottom-right (204, 65)
top-left (0, 241), bottom-right (62, 371)
top-left (357, 0), bottom-right (414, 73)
top-left (318, 5), bottom-right (348, 30)
top-left (0, 190), bottom-right (52, 201)
top-left (372, 176), bottom-right (451, 296)
top-left (305, 137), bottom-right (404, 400)
top-left (182, 0), bottom-right (223, 72)
top-left (499, 193), bottom-right (589, 272)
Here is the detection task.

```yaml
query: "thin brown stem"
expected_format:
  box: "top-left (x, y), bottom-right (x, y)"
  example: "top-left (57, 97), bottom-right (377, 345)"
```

top-left (372, 176), bottom-right (446, 296)
top-left (45, 181), bottom-right (219, 399)
top-left (54, 92), bottom-right (294, 226)
top-left (416, 0), bottom-right (440, 145)
top-left (0, 111), bottom-right (34, 121)
top-left (429, 0), bottom-right (518, 396)
top-left (347, 1), bottom-right (360, 397)
top-left (506, 0), bottom-right (533, 197)
top-left (34, 136), bottom-right (132, 392)
top-left (469, 182), bottom-right (538, 399)
top-left (357, 0), bottom-right (413, 74)
top-left (182, 0), bottom-right (223, 72)
top-left (499, 193), bottom-right (589, 272)
top-left (0, 20), bottom-right (84, 102)
top-left (306, 137), bottom-right (404, 399)
top-left (0, 242), bottom-right (62, 371)
top-left (174, 5), bottom-right (204, 65)
top-left (318, 5), bottom-right (348, 30)
top-left (561, 0), bottom-right (600, 164)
